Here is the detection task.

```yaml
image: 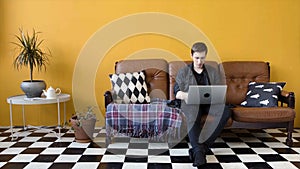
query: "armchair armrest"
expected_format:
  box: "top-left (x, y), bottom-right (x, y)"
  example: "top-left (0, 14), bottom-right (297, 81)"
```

top-left (104, 90), bottom-right (113, 108)
top-left (279, 90), bottom-right (295, 108)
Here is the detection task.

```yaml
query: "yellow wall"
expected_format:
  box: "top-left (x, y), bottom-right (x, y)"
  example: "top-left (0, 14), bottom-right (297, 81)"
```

top-left (0, 0), bottom-right (299, 127)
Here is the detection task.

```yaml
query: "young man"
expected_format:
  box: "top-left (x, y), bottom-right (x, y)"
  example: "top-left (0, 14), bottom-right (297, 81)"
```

top-left (174, 42), bottom-right (231, 167)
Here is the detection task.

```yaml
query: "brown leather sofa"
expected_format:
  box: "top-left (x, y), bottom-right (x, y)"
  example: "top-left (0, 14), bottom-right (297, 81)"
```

top-left (105, 59), bottom-right (296, 146)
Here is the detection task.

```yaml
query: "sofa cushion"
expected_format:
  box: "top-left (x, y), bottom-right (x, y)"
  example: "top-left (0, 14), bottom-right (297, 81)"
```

top-left (232, 106), bottom-right (295, 122)
top-left (241, 82), bottom-right (285, 107)
top-left (109, 71), bottom-right (150, 104)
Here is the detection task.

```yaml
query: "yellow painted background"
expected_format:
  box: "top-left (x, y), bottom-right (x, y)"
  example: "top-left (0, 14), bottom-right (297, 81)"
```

top-left (0, 0), bottom-right (299, 127)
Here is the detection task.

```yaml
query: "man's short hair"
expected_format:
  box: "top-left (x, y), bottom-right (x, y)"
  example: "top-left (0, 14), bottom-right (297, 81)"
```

top-left (191, 42), bottom-right (208, 55)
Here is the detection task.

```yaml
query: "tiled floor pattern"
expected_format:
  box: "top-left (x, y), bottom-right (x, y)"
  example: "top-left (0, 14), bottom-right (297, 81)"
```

top-left (0, 127), bottom-right (300, 169)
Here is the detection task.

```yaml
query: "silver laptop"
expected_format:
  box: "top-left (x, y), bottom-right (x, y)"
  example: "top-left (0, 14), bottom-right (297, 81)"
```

top-left (186, 85), bottom-right (227, 104)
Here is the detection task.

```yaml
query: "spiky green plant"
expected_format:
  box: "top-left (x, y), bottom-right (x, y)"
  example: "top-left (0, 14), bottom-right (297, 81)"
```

top-left (12, 28), bottom-right (50, 82)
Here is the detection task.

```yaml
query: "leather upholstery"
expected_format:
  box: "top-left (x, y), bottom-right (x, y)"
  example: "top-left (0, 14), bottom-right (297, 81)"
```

top-left (222, 61), bottom-right (270, 105)
top-left (233, 106), bottom-right (295, 122)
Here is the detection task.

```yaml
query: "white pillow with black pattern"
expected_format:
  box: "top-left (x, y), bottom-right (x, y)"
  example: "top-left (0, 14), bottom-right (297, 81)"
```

top-left (109, 71), bottom-right (150, 104)
top-left (240, 82), bottom-right (286, 107)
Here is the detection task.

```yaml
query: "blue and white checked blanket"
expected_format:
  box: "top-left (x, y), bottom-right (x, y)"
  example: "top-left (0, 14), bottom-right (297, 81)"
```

top-left (106, 99), bottom-right (183, 140)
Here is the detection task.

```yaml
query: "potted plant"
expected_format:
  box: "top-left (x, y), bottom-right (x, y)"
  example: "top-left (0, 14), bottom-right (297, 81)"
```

top-left (12, 28), bottom-right (51, 98)
top-left (69, 106), bottom-right (97, 143)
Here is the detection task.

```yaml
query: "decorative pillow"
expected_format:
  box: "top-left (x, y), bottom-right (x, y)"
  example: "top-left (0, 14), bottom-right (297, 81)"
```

top-left (240, 82), bottom-right (286, 107)
top-left (109, 71), bottom-right (150, 104)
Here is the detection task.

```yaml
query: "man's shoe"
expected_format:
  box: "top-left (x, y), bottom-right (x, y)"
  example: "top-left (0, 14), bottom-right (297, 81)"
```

top-left (188, 148), bottom-right (194, 161)
top-left (192, 150), bottom-right (207, 167)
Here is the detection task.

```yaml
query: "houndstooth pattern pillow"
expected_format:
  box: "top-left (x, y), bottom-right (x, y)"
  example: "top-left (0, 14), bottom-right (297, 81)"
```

top-left (109, 71), bottom-right (150, 104)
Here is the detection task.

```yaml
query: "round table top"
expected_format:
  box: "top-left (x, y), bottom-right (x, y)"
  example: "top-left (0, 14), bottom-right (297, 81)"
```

top-left (7, 94), bottom-right (71, 105)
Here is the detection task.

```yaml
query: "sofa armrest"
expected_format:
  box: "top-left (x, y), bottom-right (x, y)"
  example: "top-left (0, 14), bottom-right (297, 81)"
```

top-left (278, 90), bottom-right (295, 108)
top-left (104, 90), bottom-right (113, 108)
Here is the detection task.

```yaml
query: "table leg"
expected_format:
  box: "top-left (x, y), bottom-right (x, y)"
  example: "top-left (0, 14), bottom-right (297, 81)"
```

top-left (9, 101), bottom-right (16, 141)
top-left (57, 98), bottom-right (61, 139)
top-left (64, 102), bottom-right (66, 128)
top-left (22, 105), bottom-right (26, 130)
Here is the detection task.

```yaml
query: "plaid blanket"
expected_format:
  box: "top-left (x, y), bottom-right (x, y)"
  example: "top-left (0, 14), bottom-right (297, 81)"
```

top-left (106, 99), bottom-right (183, 141)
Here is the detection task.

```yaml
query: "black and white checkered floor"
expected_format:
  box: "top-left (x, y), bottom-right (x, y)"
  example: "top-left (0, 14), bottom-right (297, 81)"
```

top-left (0, 127), bottom-right (300, 169)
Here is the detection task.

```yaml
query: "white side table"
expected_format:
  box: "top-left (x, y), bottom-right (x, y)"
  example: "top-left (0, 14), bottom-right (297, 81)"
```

top-left (7, 94), bottom-right (71, 141)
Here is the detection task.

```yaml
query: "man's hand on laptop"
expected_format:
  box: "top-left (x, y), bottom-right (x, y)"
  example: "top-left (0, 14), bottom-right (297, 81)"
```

top-left (176, 91), bottom-right (188, 103)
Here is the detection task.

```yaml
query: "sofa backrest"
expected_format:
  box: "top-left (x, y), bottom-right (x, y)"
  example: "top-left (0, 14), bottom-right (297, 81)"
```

top-left (113, 59), bottom-right (270, 105)
top-left (222, 61), bottom-right (270, 104)
top-left (114, 59), bottom-right (169, 99)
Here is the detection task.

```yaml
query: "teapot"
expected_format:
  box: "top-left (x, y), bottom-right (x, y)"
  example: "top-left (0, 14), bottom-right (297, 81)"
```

top-left (43, 86), bottom-right (61, 99)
